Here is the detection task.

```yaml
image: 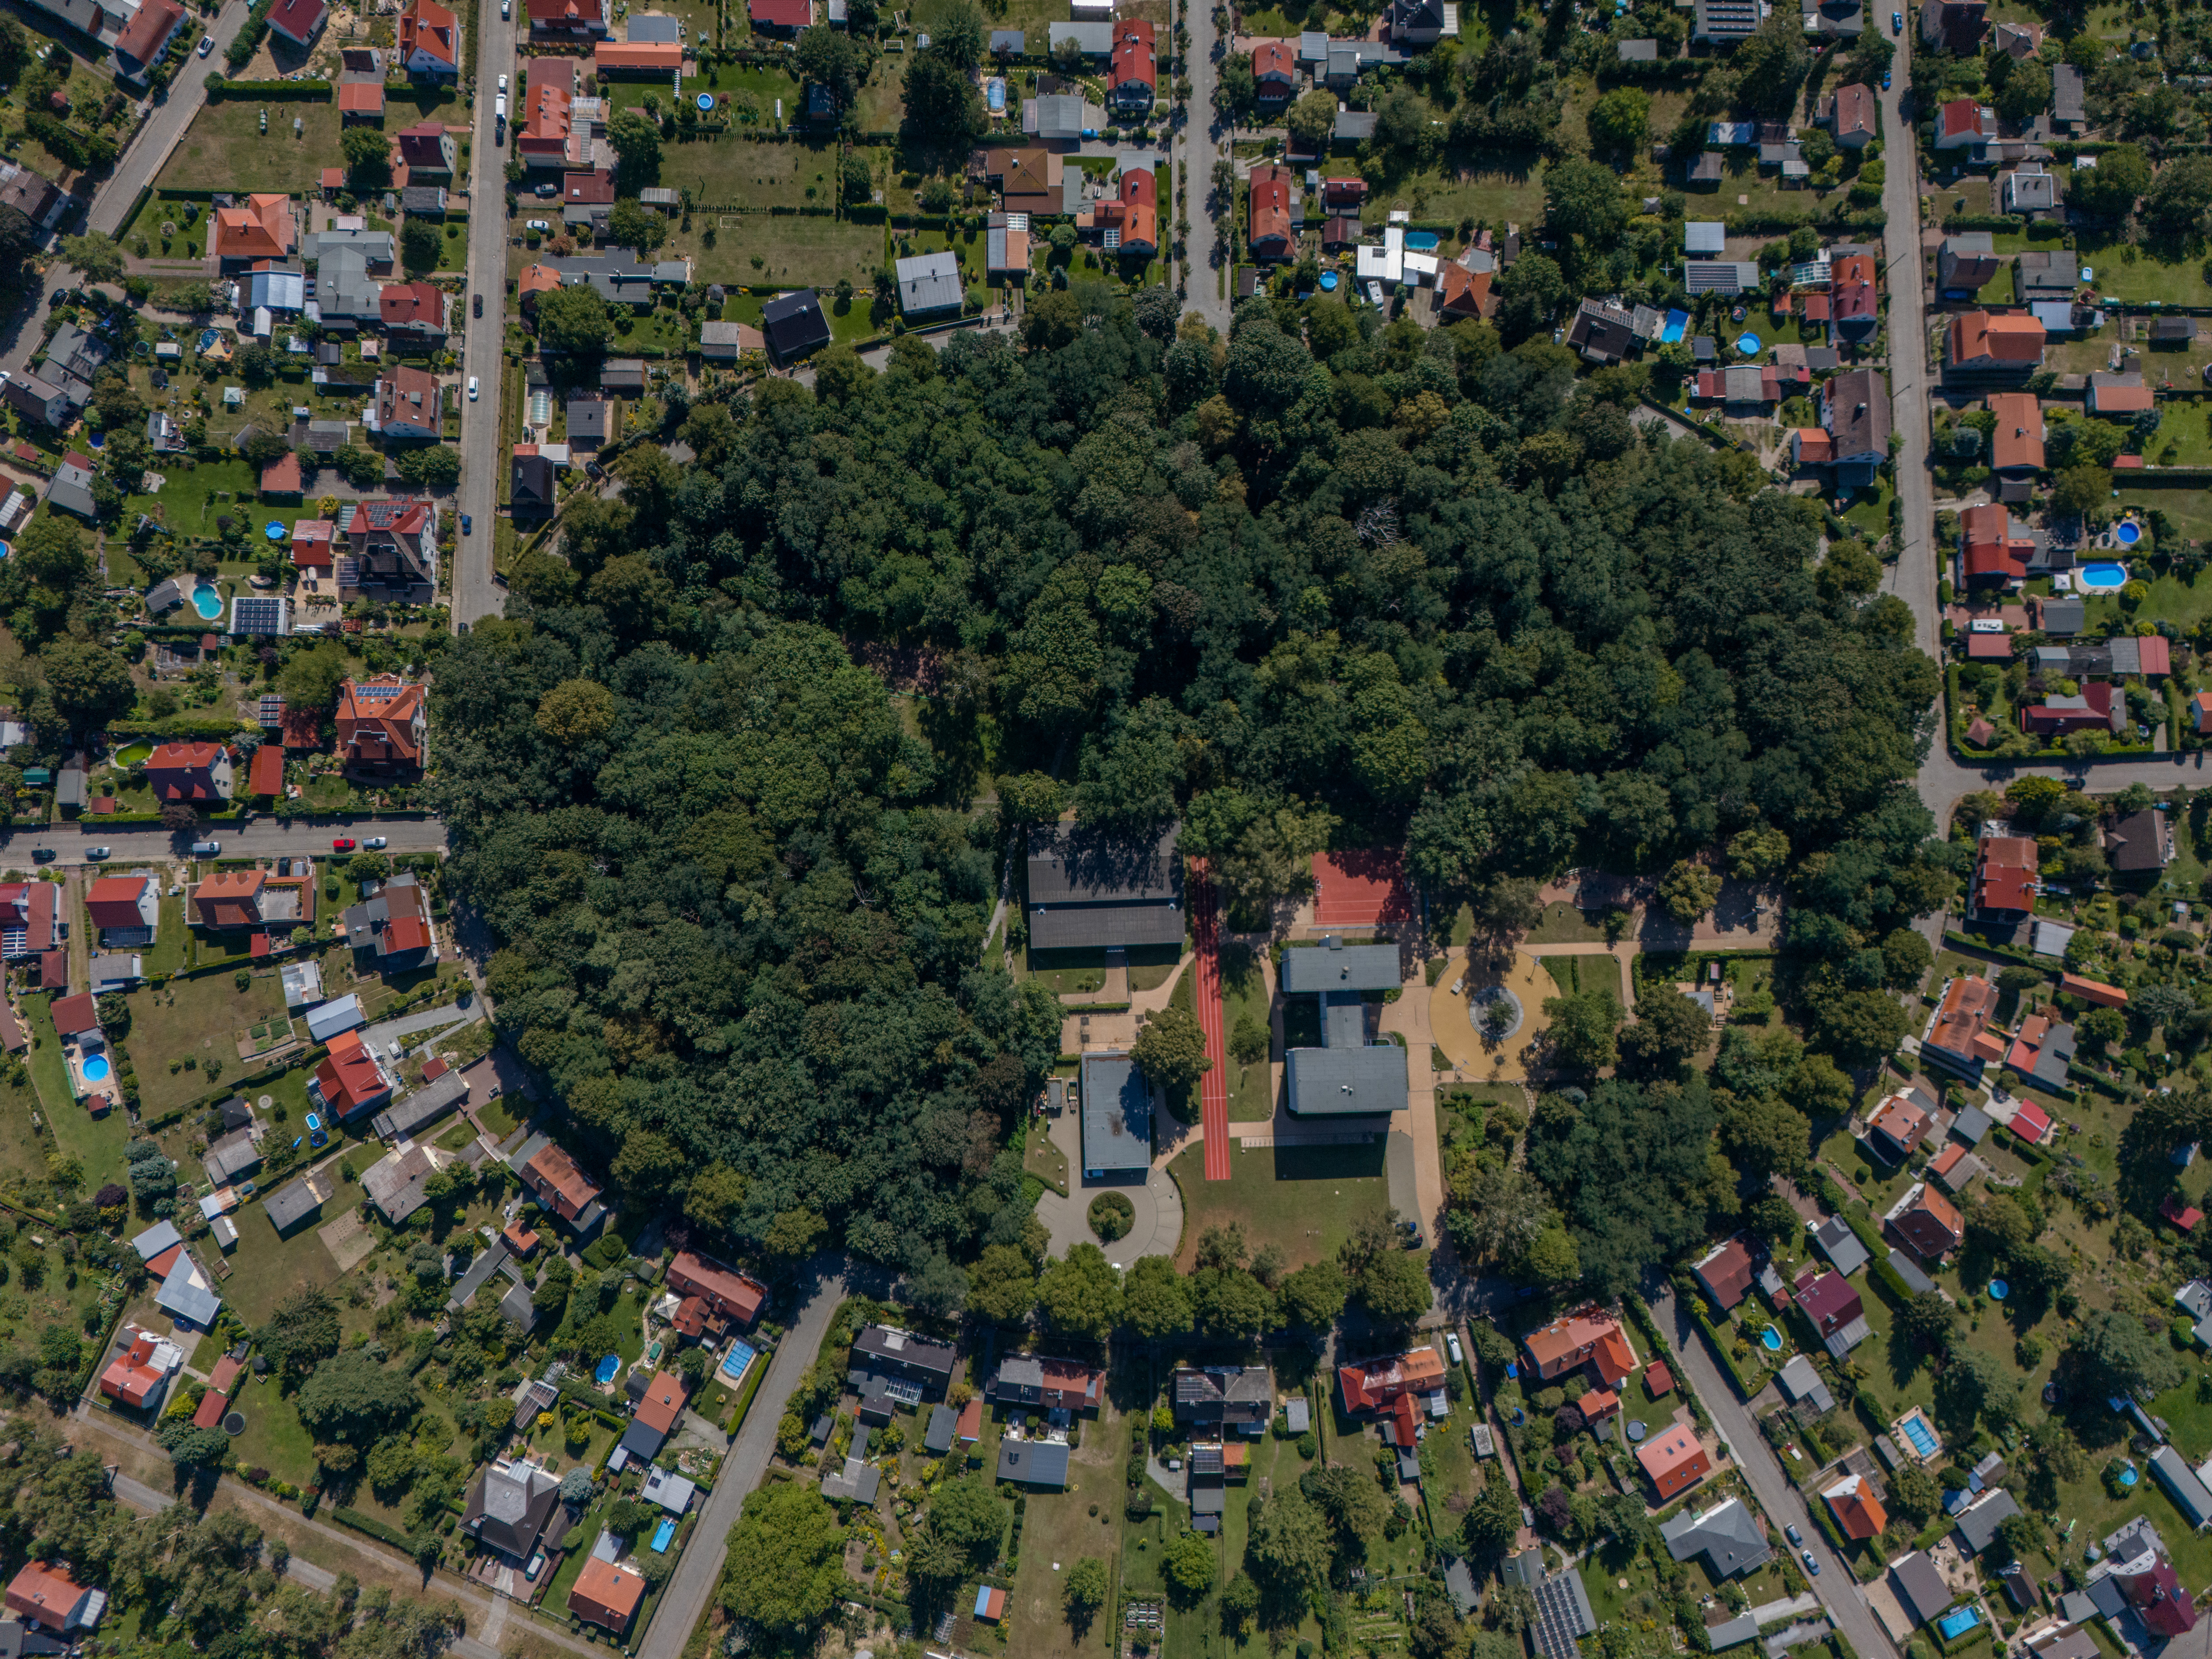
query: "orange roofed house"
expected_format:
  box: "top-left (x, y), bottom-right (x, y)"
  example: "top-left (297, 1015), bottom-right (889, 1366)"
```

top-left (1864, 1088), bottom-right (1931, 1162)
top-left (666, 1248), bottom-right (768, 1337)
top-left (1093, 166), bottom-right (1157, 258)
top-left (1947, 310), bottom-right (2047, 384)
top-left (514, 1133), bottom-right (607, 1233)
top-left (399, 0), bottom-right (460, 75)
top-left (337, 676), bottom-right (427, 780)
top-left (310, 1029), bottom-right (395, 1121)
top-left (1340, 1346), bottom-right (1448, 1451)
top-left (1637, 1423), bottom-right (1712, 1501)
top-left (5, 1563), bottom-right (104, 1634)
top-left (86, 875), bottom-right (157, 943)
top-left (1988, 391), bottom-right (2045, 474)
top-left (1524, 1306), bottom-right (1637, 1386)
top-left (1823, 1474), bottom-right (1887, 1540)
top-left (1886, 1181), bottom-right (1965, 1262)
top-left (212, 195), bottom-right (295, 266)
top-left (1923, 974), bottom-right (2002, 1077)
top-left (568, 1557), bottom-right (645, 1635)
top-left (145, 741), bottom-right (232, 802)
top-left (1250, 164), bottom-right (1294, 261)
top-left (98, 1325), bottom-right (180, 1409)
top-left (1971, 835), bottom-right (2038, 921)
top-left (192, 868), bottom-right (313, 930)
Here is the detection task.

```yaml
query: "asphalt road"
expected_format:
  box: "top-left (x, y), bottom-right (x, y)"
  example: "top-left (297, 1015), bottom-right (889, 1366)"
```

top-left (1651, 1290), bottom-right (1902, 1659)
top-left (0, 817), bottom-right (451, 866)
top-left (1181, 0), bottom-right (1229, 330)
top-left (1878, 21), bottom-right (1936, 673)
top-left (636, 1265), bottom-right (850, 1659)
top-left (452, 3), bottom-right (519, 631)
top-left (0, 0), bottom-right (250, 377)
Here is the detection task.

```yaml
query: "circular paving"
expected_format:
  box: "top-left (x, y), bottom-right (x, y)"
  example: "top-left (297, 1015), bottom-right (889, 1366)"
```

top-left (1428, 949), bottom-right (1555, 1079)
top-left (1467, 985), bottom-right (1523, 1041)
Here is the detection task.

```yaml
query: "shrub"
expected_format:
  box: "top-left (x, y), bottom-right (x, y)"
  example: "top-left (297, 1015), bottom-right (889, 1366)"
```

top-left (1087, 1191), bottom-right (1134, 1241)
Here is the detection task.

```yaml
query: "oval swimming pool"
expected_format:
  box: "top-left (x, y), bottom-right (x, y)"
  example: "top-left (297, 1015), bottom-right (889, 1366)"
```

top-left (1404, 231), bottom-right (1440, 251)
top-left (2079, 562), bottom-right (2128, 591)
top-left (192, 582), bottom-right (223, 619)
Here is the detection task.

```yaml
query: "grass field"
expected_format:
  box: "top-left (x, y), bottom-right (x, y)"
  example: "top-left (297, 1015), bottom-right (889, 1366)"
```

top-left (224, 1155), bottom-right (370, 1325)
top-left (23, 994), bottom-right (131, 1177)
top-left (673, 211), bottom-right (886, 290)
top-left (998, 1398), bottom-right (1129, 1659)
top-left (125, 972), bottom-right (287, 1117)
top-left (653, 134), bottom-right (841, 212)
top-left (1219, 943), bottom-right (1274, 1123)
top-left (156, 100), bottom-right (347, 194)
top-left (1169, 1138), bottom-right (1394, 1273)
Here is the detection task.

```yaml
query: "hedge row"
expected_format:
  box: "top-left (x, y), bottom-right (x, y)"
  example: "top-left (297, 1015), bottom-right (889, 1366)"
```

top-left (215, 78), bottom-right (331, 97)
top-left (1687, 1297), bottom-right (1767, 1397)
top-left (329, 1507), bottom-right (414, 1550)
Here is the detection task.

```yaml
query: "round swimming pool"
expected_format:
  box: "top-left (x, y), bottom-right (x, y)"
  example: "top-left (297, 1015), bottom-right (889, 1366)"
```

top-left (1319, 272), bottom-right (1339, 291)
top-left (81, 1055), bottom-right (110, 1082)
top-left (2121, 1465), bottom-right (2140, 1487)
top-left (1736, 332), bottom-right (1761, 356)
top-left (2117, 518), bottom-right (2144, 546)
top-left (696, 92), bottom-right (714, 111)
top-left (2079, 562), bottom-right (2128, 591)
top-left (1989, 1278), bottom-right (2009, 1300)
top-left (192, 582), bottom-right (223, 619)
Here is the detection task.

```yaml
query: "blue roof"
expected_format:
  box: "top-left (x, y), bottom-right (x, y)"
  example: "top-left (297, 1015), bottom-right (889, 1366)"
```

top-left (306, 994), bottom-right (364, 1042)
top-left (974, 1587), bottom-right (993, 1618)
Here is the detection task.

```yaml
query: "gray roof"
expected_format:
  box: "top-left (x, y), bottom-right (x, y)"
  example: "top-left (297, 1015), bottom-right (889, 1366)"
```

top-left (1048, 19), bottom-right (1112, 52)
top-left (2041, 597), bottom-right (2086, 634)
top-left (305, 994), bottom-right (365, 1042)
top-left (626, 10), bottom-right (680, 38)
top-left (263, 1173), bottom-right (326, 1231)
top-left (1036, 94), bottom-right (1087, 139)
top-left (1660, 1499), bottom-right (1774, 1578)
top-left (1443, 1557), bottom-right (1478, 1616)
top-left (820, 1456), bottom-right (881, 1504)
top-left (146, 577), bottom-right (187, 614)
top-left (316, 245), bottom-right (384, 322)
top-left (1286, 1042), bottom-right (1407, 1116)
top-left (499, 1270), bottom-right (538, 1330)
top-left (641, 1464), bottom-right (695, 1513)
top-left (1281, 939), bottom-right (1400, 993)
top-left (895, 250), bottom-right (963, 315)
top-left (1026, 819), bottom-right (1183, 949)
top-left (303, 227), bottom-right (395, 266)
top-left (1080, 1050), bottom-right (1151, 1177)
top-left (2152, 1446), bottom-right (2212, 1526)
top-left (1709, 1614), bottom-right (1761, 1650)
top-left (465, 1459), bottom-right (562, 1559)
top-left (1952, 1106), bottom-right (1991, 1144)
top-left (1887, 1248), bottom-right (1936, 1294)
top-left (157, 1250), bottom-right (222, 1326)
top-left (447, 1239), bottom-right (512, 1311)
top-left (1775, 1353), bottom-right (1835, 1413)
top-left (996, 1438), bottom-right (1071, 1486)
top-left (371, 1068), bottom-right (469, 1142)
top-left (362, 1144), bottom-right (447, 1223)
top-left (1889, 1552), bottom-right (1951, 1626)
top-left (1503, 1548), bottom-right (1546, 1588)
top-left (1685, 221), bottom-right (1727, 255)
top-left (1532, 1570), bottom-right (1598, 1659)
top-left (852, 1323), bottom-right (957, 1385)
top-left (2053, 62), bottom-right (2085, 121)
top-left (202, 1129), bottom-right (261, 1186)
top-left (923, 1403), bottom-right (956, 1453)
top-left (567, 398), bottom-right (610, 441)
top-left (1812, 1216), bottom-right (1869, 1276)
top-left (1952, 1486), bottom-right (2023, 1553)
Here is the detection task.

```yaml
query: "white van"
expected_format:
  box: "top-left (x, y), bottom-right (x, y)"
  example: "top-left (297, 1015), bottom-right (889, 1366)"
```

top-left (191, 840), bottom-right (222, 855)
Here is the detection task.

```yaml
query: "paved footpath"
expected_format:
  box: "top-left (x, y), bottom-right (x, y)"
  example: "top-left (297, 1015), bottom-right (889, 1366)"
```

top-left (1187, 860), bottom-right (1231, 1181)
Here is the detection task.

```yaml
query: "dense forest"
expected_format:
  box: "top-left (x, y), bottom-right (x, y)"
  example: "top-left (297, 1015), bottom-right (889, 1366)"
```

top-left (431, 292), bottom-right (1949, 1283)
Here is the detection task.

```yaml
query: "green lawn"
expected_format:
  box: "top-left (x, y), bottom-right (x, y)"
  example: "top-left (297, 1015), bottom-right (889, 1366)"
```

top-left (1169, 1138), bottom-right (1395, 1274)
top-left (156, 99), bottom-right (349, 194)
top-left (676, 213), bottom-right (891, 291)
top-left (0, 1068), bottom-right (54, 1193)
top-left (1527, 902), bottom-right (1610, 944)
top-left (143, 895), bottom-right (188, 978)
top-left (125, 972), bottom-right (287, 1118)
top-left (1219, 943), bottom-right (1275, 1123)
top-left (23, 995), bottom-right (128, 1178)
top-left (223, 1379), bottom-right (319, 1486)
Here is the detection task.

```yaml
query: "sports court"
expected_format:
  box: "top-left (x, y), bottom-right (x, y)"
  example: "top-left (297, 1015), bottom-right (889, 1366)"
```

top-left (1313, 850), bottom-right (1413, 930)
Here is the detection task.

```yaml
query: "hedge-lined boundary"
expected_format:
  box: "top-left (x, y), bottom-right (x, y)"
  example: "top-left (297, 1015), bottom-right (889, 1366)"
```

top-left (212, 79), bottom-right (332, 97)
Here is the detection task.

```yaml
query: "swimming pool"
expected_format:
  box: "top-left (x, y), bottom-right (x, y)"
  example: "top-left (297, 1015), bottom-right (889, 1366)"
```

top-left (986, 77), bottom-right (1004, 113)
top-left (2079, 562), bottom-right (2128, 591)
top-left (651, 1518), bottom-right (676, 1553)
top-left (1759, 1326), bottom-right (1782, 1351)
top-left (2120, 1464), bottom-right (2140, 1488)
top-left (721, 1338), bottom-right (758, 1385)
top-left (1319, 272), bottom-right (1339, 291)
top-left (1405, 231), bottom-right (1440, 251)
top-left (1937, 1608), bottom-right (1982, 1641)
top-left (595, 1354), bottom-right (622, 1386)
top-left (695, 92), bottom-right (714, 111)
top-left (1660, 309), bottom-right (1690, 344)
top-left (192, 582), bottom-right (223, 619)
top-left (1736, 332), bottom-right (1762, 356)
top-left (2117, 518), bottom-right (2143, 546)
top-left (1988, 1279), bottom-right (2008, 1300)
top-left (81, 1055), bottom-right (109, 1082)
top-left (1899, 1412), bottom-right (1939, 1458)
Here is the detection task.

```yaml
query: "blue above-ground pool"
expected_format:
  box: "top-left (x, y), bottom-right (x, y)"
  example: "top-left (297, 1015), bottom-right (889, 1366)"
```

top-left (2121, 1464), bottom-right (2141, 1487)
top-left (651, 1518), bottom-right (676, 1553)
top-left (595, 1354), bottom-right (621, 1386)
top-left (1989, 1279), bottom-right (2008, 1300)
top-left (721, 1337), bottom-right (758, 1385)
top-left (1937, 1608), bottom-right (1982, 1641)
top-left (2117, 518), bottom-right (2144, 546)
top-left (1736, 332), bottom-right (1761, 356)
top-left (81, 1055), bottom-right (109, 1082)
top-left (986, 77), bottom-right (1004, 113)
top-left (193, 583), bottom-right (223, 619)
top-left (1320, 272), bottom-right (1339, 291)
top-left (696, 92), bottom-right (714, 111)
top-left (2080, 562), bottom-right (2128, 590)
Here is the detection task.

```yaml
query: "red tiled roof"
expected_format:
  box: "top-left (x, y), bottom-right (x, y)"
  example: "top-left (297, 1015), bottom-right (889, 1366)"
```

top-left (635, 1370), bottom-right (685, 1432)
top-left (337, 81), bottom-right (385, 113)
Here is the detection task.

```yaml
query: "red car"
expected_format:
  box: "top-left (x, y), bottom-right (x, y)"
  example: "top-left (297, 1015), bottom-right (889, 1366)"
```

top-left (332, 837), bottom-right (355, 852)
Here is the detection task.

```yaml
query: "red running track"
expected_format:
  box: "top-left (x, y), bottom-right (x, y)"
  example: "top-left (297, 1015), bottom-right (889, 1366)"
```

top-left (1189, 860), bottom-right (1232, 1182)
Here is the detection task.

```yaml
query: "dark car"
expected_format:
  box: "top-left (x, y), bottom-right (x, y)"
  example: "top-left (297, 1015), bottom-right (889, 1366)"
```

top-left (473, 292), bottom-right (483, 317)
top-left (461, 514), bottom-right (472, 535)
top-left (30, 848), bottom-right (54, 863)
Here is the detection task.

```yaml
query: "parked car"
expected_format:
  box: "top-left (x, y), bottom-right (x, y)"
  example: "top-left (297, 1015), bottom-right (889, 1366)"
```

top-left (1801, 1550), bottom-right (1820, 1576)
top-left (467, 376), bottom-right (479, 400)
top-left (1882, 68), bottom-right (1891, 87)
top-left (461, 513), bottom-right (472, 534)
top-left (473, 292), bottom-right (483, 317)
top-left (535, 182), bottom-right (558, 197)
top-left (30, 848), bottom-right (53, 863)
top-left (1891, 9), bottom-right (1901, 27)
top-left (197, 31), bottom-right (213, 53)
top-left (497, 73), bottom-right (507, 92)
top-left (1785, 1525), bottom-right (1802, 1545)
top-left (333, 837), bottom-right (356, 852)
top-left (526, 219), bottom-right (550, 232)
top-left (1445, 1333), bottom-right (1463, 1365)
top-left (85, 846), bottom-right (110, 860)
top-left (365, 837), bottom-right (387, 849)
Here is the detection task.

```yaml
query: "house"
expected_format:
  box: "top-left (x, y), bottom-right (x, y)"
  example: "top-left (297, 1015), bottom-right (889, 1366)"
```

top-left (266, 0), bottom-right (326, 46)
top-left (369, 367), bottom-right (443, 440)
top-left (1249, 164), bottom-right (1293, 261)
top-left (335, 499), bottom-right (438, 595)
top-left (1824, 1474), bottom-right (1888, 1540)
top-left (379, 282), bottom-right (449, 343)
top-left (1109, 19), bottom-right (1155, 111)
top-left (111, 0), bottom-right (185, 83)
top-left (1833, 279), bottom-right (1878, 343)
top-left (595, 40), bottom-right (682, 71)
top-left (335, 676), bottom-right (426, 780)
top-left (2099, 1523), bottom-right (2198, 1638)
top-left (852, 1325), bottom-right (959, 1400)
top-left (1953, 1486), bottom-right (2022, 1553)
top-left (1280, 937), bottom-right (1407, 1117)
top-left (748, 0), bottom-right (809, 31)
top-left (309, 1029), bottom-right (396, 1120)
top-left (1637, 1424), bottom-right (1712, 1500)
top-left (516, 1136), bottom-right (605, 1229)
top-left (2052, 62), bottom-right (2086, 129)
top-left (2152, 1446), bottom-right (2212, 1528)
top-left (1659, 1498), bottom-right (1774, 1577)
top-left (1922, 0), bottom-right (1987, 52)
top-left (0, 884), bottom-right (55, 962)
top-left (462, 1459), bottom-right (562, 1562)
top-left (1254, 40), bottom-right (1296, 101)
top-left (997, 1438), bottom-right (1073, 1488)
top-left (619, 1369), bottom-right (685, 1461)
top-left (98, 1326), bottom-right (180, 1409)
top-left (699, 320), bottom-right (763, 360)
top-left (44, 453), bottom-right (98, 522)
top-left (1693, 0), bottom-right (1759, 38)
top-left (1797, 1271), bottom-right (1870, 1357)
top-left (2088, 372), bottom-right (2154, 416)
top-left (191, 868), bottom-right (309, 930)
top-left (1566, 298), bottom-right (1636, 365)
top-left (2020, 680), bottom-right (2121, 738)
top-left (2152, 316), bottom-right (2200, 348)
top-left (1525, 1307), bottom-right (1636, 1384)
top-left (394, 121), bottom-right (456, 176)
top-left (1094, 166), bottom-right (1156, 257)
top-left (1866, 1089), bottom-right (1932, 1161)
top-left (1340, 1348), bottom-right (1447, 1447)
top-left (2061, 972), bottom-right (2129, 1009)
top-left (191, 1353), bottom-right (244, 1427)
top-left (362, 1143), bottom-right (455, 1224)
top-left (1948, 311), bottom-right (2047, 380)
top-left (1776, 1353), bottom-right (1836, 1413)
top-left (1175, 1364), bottom-right (1275, 1432)
top-left (1925, 973), bottom-right (2001, 1074)
top-left (399, 0), bottom-right (459, 73)
top-left (2106, 807), bottom-right (2173, 878)
top-left (894, 250), bottom-right (961, 317)
top-left (1939, 233), bottom-right (2004, 294)
top-left (761, 290), bottom-right (831, 364)
top-left (1531, 1568), bottom-right (1598, 1659)
top-left (1436, 261), bottom-right (1493, 320)
top-left (1813, 1214), bottom-right (1871, 1276)
top-left (201, 1127), bottom-right (261, 1189)
top-left (529, 0), bottom-right (607, 32)
top-left (1930, 1144), bottom-right (1985, 1193)
top-left (1692, 1237), bottom-right (1755, 1311)
top-left (1988, 392), bottom-right (2045, 473)
top-left (665, 1249), bottom-right (767, 1335)
top-left (212, 195), bottom-right (295, 264)
top-left (86, 876), bottom-right (156, 942)
top-left (985, 215), bottom-right (1029, 279)
top-left (1886, 1181), bottom-right (1965, 1260)
top-left (568, 1558), bottom-right (645, 1634)
top-left (1972, 836), bottom-right (2038, 920)
top-left (338, 80), bottom-right (386, 119)
top-left (1026, 820), bottom-right (1182, 949)
top-left (512, 450), bottom-right (556, 514)
top-left (1386, 0), bottom-right (1458, 41)
top-left (0, 160), bottom-right (67, 233)
top-left (1889, 1552), bottom-right (1951, 1628)
top-left (1079, 1048), bottom-right (1152, 1178)
top-left (4, 1566), bottom-right (101, 1635)
top-left (146, 742), bottom-right (232, 803)
top-left (985, 146), bottom-right (1071, 215)
top-left (1830, 82), bottom-right (1878, 146)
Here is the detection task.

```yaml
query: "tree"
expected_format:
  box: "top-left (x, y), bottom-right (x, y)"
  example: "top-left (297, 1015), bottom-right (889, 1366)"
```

top-left (1620, 989), bottom-right (1717, 1070)
top-left (1463, 1461), bottom-right (1521, 1551)
top-left (1121, 1253), bottom-right (1194, 1339)
top-left (1587, 87), bottom-right (1650, 156)
top-left (796, 24), bottom-right (866, 107)
top-left (1731, 14), bottom-right (1811, 114)
top-left (1353, 1247), bottom-right (1431, 1326)
top-left (59, 231), bottom-right (123, 285)
top-left (968, 1243), bottom-right (1038, 1324)
top-left (1037, 1243), bottom-right (1121, 1339)
top-left (1275, 1259), bottom-right (1349, 1329)
top-left (1996, 56), bottom-right (2051, 124)
top-left (2053, 464), bottom-right (2109, 520)
top-left (608, 107), bottom-right (662, 184)
top-left (536, 677), bottom-right (618, 744)
top-left (1244, 1484), bottom-right (1331, 1601)
top-left (608, 199), bottom-right (666, 254)
top-left (840, 153), bottom-right (872, 205)
top-left (293, 1350), bottom-right (418, 1444)
top-left (1658, 860), bottom-right (1723, 924)
top-left (1542, 987), bottom-right (1622, 1072)
top-left (1728, 823), bottom-right (1790, 879)
top-left (720, 1480), bottom-right (846, 1643)
top-left (904, 44), bottom-right (986, 144)
top-left (1938, 1345), bottom-right (2021, 1430)
top-left (2146, 155), bottom-right (2212, 243)
top-left (341, 124), bottom-right (391, 184)
top-left (1287, 88), bottom-right (1337, 152)
top-left (1132, 1004), bottom-right (1212, 1093)
top-left (276, 642), bottom-right (347, 712)
top-left (1163, 1530), bottom-right (1216, 1604)
top-left (926, 1475), bottom-right (1006, 1560)
top-left (1896, 1290), bottom-right (1959, 1351)
top-left (1542, 158), bottom-right (1626, 246)
top-left (536, 283), bottom-right (614, 356)
top-left (399, 217), bottom-right (440, 275)
top-left (1065, 1557), bottom-right (1109, 1629)
top-left (2072, 144), bottom-right (2151, 218)
top-left (2073, 1307), bottom-right (2184, 1399)
top-left (394, 445), bottom-right (460, 488)
top-left (40, 640), bottom-right (135, 728)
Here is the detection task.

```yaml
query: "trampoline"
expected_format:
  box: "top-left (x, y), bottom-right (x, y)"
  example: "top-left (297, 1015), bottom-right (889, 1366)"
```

top-left (2117, 519), bottom-right (2144, 546)
top-left (223, 1411), bottom-right (246, 1435)
top-left (1988, 1279), bottom-right (2008, 1300)
top-left (2080, 562), bottom-right (2128, 590)
top-left (193, 583), bottom-right (223, 619)
top-left (595, 1354), bottom-right (622, 1386)
top-left (81, 1055), bottom-right (109, 1082)
top-left (1626, 1421), bottom-right (1647, 1442)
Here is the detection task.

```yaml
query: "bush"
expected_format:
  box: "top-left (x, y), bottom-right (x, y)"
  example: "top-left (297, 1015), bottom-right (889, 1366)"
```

top-left (1087, 1191), bottom-right (1134, 1241)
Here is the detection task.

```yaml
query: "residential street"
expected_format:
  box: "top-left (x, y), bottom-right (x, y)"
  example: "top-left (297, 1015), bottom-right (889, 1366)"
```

top-left (1180, 0), bottom-right (1230, 330)
top-left (0, 816), bottom-right (450, 864)
top-left (1652, 1290), bottom-right (1903, 1659)
top-left (452, 2), bottom-right (519, 630)
top-left (1878, 26), bottom-right (1936, 671)
top-left (635, 1265), bottom-right (851, 1659)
